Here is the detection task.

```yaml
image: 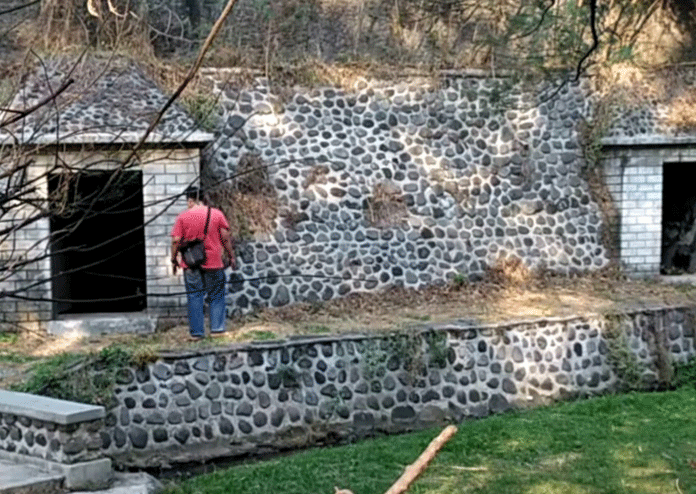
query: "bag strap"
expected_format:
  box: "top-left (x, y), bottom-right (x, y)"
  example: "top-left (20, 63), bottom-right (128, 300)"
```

top-left (203, 207), bottom-right (212, 238)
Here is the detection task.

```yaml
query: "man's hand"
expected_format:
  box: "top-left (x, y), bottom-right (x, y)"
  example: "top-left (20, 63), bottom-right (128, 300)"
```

top-left (171, 237), bottom-right (182, 275)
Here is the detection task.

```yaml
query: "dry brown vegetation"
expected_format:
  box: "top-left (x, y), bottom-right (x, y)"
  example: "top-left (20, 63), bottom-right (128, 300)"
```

top-left (589, 64), bottom-right (696, 136)
top-left (0, 264), bottom-right (695, 388)
top-left (365, 181), bottom-right (409, 228)
top-left (205, 153), bottom-right (279, 240)
top-left (2, 266), bottom-right (695, 364)
top-left (16, 0), bottom-right (150, 55)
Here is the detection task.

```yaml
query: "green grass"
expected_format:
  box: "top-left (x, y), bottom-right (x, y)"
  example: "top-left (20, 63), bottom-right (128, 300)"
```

top-left (0, 351), bottom-right (36, 364)
top-left (0, 332), bottom-right (18, 345)
top-left (245, 330), bottom-right (278, 341)
top-left (11, 346), bottom-right (133, 405)
top-left (167, 388), bottom-right (696, 494)
top-left (301, 324), bottom-right (331, 334)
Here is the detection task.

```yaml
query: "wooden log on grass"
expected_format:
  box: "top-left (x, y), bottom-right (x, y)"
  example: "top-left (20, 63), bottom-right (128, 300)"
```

top-left (384, 425), bottom-right (458, 494)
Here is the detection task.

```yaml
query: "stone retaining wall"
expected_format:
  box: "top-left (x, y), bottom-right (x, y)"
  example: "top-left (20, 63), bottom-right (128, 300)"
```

top-left (0, 414), bottom-right (104, 464)
top-left (204, 72), bottom-right (610, 315)
top-left (101, 306), bottom-right (695, 468)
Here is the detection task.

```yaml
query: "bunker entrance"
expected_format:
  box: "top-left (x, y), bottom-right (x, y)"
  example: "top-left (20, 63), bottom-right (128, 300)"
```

top-left (49, 170), bottom-right (147, 315)
top-left (661, 163), bottom-right (696, 275)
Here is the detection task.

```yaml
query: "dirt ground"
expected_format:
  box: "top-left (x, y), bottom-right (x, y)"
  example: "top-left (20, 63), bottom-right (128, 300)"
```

top-left (3, 267), bottom-right (696, 365)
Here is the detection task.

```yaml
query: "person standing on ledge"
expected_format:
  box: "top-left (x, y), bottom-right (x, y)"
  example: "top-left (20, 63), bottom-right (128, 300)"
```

top-left (171, 186), bottom-right (235, 341)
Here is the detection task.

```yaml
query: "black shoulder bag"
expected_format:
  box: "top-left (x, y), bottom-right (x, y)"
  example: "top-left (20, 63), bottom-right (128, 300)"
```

top-left (180, 207), bottom-right (211, 270)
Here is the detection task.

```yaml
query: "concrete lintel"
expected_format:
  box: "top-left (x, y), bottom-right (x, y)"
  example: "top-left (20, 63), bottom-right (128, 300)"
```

top-left (0, 390), bottom-right (104, 424)
top-left (602, 135), bottom-right (696, 147)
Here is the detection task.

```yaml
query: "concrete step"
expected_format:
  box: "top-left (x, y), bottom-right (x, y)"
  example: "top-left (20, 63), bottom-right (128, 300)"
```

top-left (0, 460), bottom-right (64, 494)
top-left (46, 313), bottom-right (157, 337)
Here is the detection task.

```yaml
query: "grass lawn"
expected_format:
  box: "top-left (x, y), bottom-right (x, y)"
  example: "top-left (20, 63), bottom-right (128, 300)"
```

top-left (167, 388), bottom-right (696, 494)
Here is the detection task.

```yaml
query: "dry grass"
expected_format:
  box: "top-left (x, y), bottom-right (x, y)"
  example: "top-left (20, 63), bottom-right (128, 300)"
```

top-left (0, 267), bottom-right (695, 389)
top-left (267, 58), bottom-right (442, 98)
top-left (15, 0), bottom-right (150, 55)
top-left (205, 153), bottom-right (279, 239)
top-left (591, 64), bottom-right (696, 134)
top-left (665, 88), bottom-right (696, 131)
top-left (302, 164), bottom-right (330, 188)
top-left (485, 255), bottom-right (541, 286)
top-left (365, 181), bottom-right (409, 228)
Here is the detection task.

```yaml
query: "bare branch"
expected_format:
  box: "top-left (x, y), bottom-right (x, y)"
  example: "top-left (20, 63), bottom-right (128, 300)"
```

top-left (0, 0), bottom-right (39, 17)
top-left (0, 78), bottom-right (74, 128)
top-left (574, 0), bottom-right (599, 81)
top-left (123, 0), bottom-right (240, 163)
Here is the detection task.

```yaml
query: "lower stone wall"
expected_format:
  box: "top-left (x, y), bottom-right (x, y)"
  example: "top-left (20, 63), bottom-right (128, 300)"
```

top-left (0, 416), bottom-right (104, 464)
top-left (0, 391), bottom-right (106, 465)
top-left (102, 306), bottom-right (695, 468)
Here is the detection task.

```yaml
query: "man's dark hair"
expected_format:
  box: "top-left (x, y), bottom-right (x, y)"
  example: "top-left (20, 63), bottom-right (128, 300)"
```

top-left (184, 186), bottom-right (202, 201)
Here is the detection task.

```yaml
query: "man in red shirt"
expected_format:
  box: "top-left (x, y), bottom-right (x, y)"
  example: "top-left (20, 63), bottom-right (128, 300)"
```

top-left (171, 186), bottom-right (235, 340)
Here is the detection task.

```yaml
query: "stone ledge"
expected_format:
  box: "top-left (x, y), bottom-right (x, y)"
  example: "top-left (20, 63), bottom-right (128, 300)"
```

top-left (0, 390), bottom-right (104, 425)
top-left (0, 451), bottom-right (111, 491)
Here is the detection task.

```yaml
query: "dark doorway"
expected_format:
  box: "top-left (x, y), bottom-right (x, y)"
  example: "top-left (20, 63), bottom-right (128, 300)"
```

top-left (661, 163), bottom-right (696, 274)
top-left (49, 170), bottom-right (147, 315)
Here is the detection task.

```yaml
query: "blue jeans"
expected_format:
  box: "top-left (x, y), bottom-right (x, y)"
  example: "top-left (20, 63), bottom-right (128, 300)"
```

top-left (183, 269), bottom-right (227, 337)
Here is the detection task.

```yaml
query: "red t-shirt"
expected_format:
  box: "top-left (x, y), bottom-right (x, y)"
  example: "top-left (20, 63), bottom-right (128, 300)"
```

top-left (171, 206), bottom-right (231, 270)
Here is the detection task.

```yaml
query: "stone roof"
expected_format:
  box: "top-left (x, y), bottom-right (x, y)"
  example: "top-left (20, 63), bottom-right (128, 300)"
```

top-left (0, 58), bottom-right (212, 146)
top-left (602, 104), bottom-right (696, 147)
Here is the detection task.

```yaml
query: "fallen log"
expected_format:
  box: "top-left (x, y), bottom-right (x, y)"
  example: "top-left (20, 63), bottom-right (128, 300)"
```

top-left (384, 425), bottom-right (458, 494)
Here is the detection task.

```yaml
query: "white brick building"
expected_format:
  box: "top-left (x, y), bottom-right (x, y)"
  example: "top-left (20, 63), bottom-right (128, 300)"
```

top-left (0, 59), bottom-right (212, 334)
top-left (602, 136), bottom-right (696, 276)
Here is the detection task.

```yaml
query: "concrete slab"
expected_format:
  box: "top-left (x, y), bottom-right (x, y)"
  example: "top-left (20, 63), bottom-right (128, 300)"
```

top-left (72, 473), bottom-right (162, 494)
top-left (0, 460), bottom-right (64, 494)
top-left (661, 274), bottom-right (696, 285)
top-left (46, 313), bottom-right (157, 337)
top-left (61, 459), bottom-right (112, 491)
top-left (0, 452), bottom-right (111, 491)
top-left (0, 390), bottom-right (104, 424)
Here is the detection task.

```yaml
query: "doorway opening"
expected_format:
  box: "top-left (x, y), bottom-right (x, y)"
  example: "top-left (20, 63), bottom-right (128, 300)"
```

top-left (49, 170), bottom-right (147, 315)
top-left (661, 162), bottom-right (696, 274)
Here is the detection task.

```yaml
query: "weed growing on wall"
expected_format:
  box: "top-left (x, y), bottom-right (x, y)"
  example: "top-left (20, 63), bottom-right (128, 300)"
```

top-left (204, 153), bottom-right (279, 240)
top-left (12, 345), bottom-right (134, 406)
top-left (360, 330), bottom-right (449, 383)
top-left (180, 93), bottom-right (221, 131)
top-left (603, 314), bottom-right (644, 391)
top-left (361, 339), bottom-right (388, 381)
top-left (130, 345), bottom-right (161, 369)
top-left (668, 310), bottom-right (696, 389)
top-left (424, 330), bottom-right (449, 368)
top-left (577, 95), bottom-right (621, 173)
top-left (364, 182), bottom-right (408, 228)
top-left (450, 272), bottom-right (469, 289)
top-left (277, 364), bottom-right (301, 388)
top-left (672, 357), bottom-right (696, 389)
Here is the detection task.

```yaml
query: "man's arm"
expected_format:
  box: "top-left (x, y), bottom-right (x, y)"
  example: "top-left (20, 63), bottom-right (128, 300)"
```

top-left (171, 236), bottom-right (182, 274)
top-left (220, 227), bottom-right (235, 269)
